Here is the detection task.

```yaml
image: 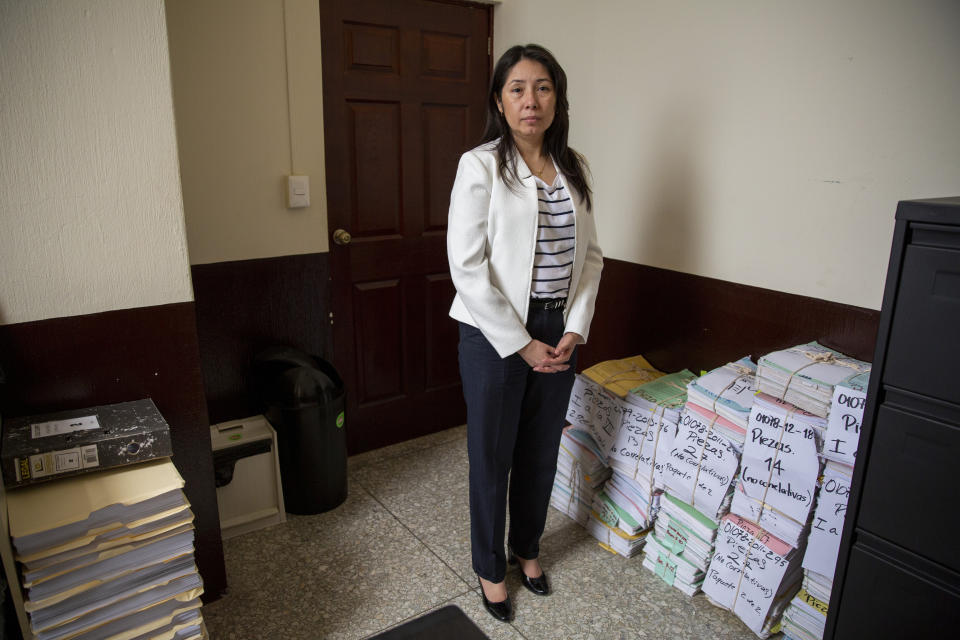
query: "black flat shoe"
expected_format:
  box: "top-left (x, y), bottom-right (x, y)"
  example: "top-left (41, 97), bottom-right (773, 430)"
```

top-left (507, 546), bottom-right (550, 596)
top-left (477, 576), bottom-right (512, 622)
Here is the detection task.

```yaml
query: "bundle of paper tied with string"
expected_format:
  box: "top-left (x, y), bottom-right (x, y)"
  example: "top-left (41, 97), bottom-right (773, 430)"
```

top-left (755, 342), bottom-right (871, 419)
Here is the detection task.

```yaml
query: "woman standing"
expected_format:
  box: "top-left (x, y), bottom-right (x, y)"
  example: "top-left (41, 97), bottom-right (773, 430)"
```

top-left (447, 44), bottom-right (603, 622)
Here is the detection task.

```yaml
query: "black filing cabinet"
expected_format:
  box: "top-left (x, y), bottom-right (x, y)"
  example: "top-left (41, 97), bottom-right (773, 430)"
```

top-left (825, 197), bottom-right (960, 638)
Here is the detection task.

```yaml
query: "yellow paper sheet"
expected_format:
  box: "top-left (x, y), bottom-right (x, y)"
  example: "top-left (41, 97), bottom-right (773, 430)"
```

top-left (7, 458), bottom-right (184, 539)
top-left (582, 354), bottom-right (664, 397)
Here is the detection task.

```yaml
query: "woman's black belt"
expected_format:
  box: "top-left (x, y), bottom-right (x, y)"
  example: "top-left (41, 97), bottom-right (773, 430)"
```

top-left (529, 297), bottom-right (566, 311)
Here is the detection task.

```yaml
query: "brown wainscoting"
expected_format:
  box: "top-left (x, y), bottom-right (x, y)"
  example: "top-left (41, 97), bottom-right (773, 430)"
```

top-left (191, 253), bottom-right (330, 426)
top-left (579, 259), bottom-right (881, 374)
top-left (0, 302), bottom-right (227, 601)
top-left (189, 254), bottom-right (879, 458)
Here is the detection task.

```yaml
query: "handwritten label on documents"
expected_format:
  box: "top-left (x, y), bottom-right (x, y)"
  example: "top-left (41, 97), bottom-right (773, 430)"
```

top-left (655, 553), bottom-right (678, 586)
top-left (824, 386), bottom-right (867, 466)
top-left (736, 395), bottom-right (820, 528)
top-left (607, 404), bottom-right (676, 487)
top-left (703, 514), bottom-right (793, 636)
top-left (802, 464), bottom-right (851, 580)
top-left (653, 417), bottom-right (678, 490)
top-left (664, 404), bottom-right (739, 518)
top-left (608, 405), bottom-right (652, 470)
top-left (566, 375), bottom-right (624, 456)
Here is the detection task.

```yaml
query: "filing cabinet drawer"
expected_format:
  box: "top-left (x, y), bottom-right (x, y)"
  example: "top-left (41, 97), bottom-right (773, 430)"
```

top-left (858, 404), bottom-right (960, 573)
top-left (885, 238), bottom-right (960, 405)
top-left (833, 539), bottom-right (960, 639)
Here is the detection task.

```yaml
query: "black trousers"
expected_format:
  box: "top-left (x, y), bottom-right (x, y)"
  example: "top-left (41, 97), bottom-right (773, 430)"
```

top-left (458, 308), bottom-right (577, 583)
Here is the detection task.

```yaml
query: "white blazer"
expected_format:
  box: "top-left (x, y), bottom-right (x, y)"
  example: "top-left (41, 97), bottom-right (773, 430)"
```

top-left (447, 141), bottom-right (603, 358)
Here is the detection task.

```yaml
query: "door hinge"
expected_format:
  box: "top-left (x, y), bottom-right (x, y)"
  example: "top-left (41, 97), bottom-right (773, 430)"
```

top-left (487, 36), bottom-right (491, 57)
top-left (329, 311), bottom-right (334, 326)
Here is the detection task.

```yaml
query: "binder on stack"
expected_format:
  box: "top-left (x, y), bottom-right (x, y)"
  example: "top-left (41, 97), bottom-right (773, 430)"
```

top-left (6, 459), bottom-right (205, 640)
top-left (1, 400), bottom-right (174, 488)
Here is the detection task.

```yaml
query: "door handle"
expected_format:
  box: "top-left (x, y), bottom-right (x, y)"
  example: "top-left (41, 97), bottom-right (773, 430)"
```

top-left (333, 229), bottom-right (352, 246)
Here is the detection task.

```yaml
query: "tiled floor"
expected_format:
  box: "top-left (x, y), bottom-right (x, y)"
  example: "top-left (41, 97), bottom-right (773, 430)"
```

top-left (203, 426), bottom-right (761, 639)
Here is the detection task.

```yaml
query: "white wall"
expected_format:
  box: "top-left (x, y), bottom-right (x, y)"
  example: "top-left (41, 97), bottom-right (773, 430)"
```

top-left (495, 0), bottom-right (960, 310)
top-left (165, 0), bottom-right (329, 265)
top-left (0, 0), bottom-right (194, 326)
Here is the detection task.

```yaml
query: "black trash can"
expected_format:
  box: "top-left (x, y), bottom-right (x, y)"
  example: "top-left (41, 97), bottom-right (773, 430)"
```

top-left (253, 347), bottom-right (347, 514)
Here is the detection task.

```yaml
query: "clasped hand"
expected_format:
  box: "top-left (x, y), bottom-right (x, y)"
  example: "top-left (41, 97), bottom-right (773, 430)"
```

top-left (517, 332), bottom-right (582, 373)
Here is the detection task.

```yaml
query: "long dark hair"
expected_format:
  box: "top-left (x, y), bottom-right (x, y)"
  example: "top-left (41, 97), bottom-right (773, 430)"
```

top-left (481, 44), bottom-right (592, 211)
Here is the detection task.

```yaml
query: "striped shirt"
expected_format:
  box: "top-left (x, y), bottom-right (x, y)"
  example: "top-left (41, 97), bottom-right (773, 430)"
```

top-left (531, 174), bottom-right (574, 299)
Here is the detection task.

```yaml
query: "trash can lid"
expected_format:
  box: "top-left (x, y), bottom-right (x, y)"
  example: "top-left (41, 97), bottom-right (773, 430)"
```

top-left (254, 346), bottom-right (319, 371)
top-left (264, 365), bottom-right (339, 408)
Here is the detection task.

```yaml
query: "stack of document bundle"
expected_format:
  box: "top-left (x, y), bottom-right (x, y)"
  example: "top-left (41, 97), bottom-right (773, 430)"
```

top-left (685, 357), bottom-right (758, 436)
top-left (581, 354), bottom-right (664, 398)
top-left (598, 470), bottom-right (660, 531)
top-left (566, 368), bottom-right (695, 471)
top-left (647, 362), bottom-right (755, 597)
top-left (603, 370), bottom-right (696, 527)
top-left (641, 491), bottom-right (719, 595)
top-left (551, 426), bottom-right (611, 526)
top-left (7, 459), bottom-right (204, 640)
top-left (592, 489), bottom-right (647, 538)
top-left (609, 370), bottom-right (697, 489)
top-left (563, 368), bottom-right (695, 557)
top-left (781, 461), bottom-right (854, 640)
top-left (755, 342), bottom-right (870, 418)
top-left (781, 578), bottom-right (830, 640)
top-left (585, 508), bottom-right (650, 558)
top-left (730, 392), bottom-right (825, 547)
top-left (703, 514), bottom-right (803, 639)
top-left (589, 473), bottom-right (654, 556)
top-left (662, 399), bottom-right (744, 520)
top-left (565, 375), bottom-right (625, 458)
top-left (782, 371), bottom-right (869, 640)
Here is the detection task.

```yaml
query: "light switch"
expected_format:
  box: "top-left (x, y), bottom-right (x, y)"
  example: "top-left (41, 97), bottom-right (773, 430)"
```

top-left (287, 175), bottom-right (310, 208)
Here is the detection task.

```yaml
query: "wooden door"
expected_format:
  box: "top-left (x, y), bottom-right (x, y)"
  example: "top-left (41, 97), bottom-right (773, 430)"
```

top-left (320, 0), bottom-right (491, 453)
